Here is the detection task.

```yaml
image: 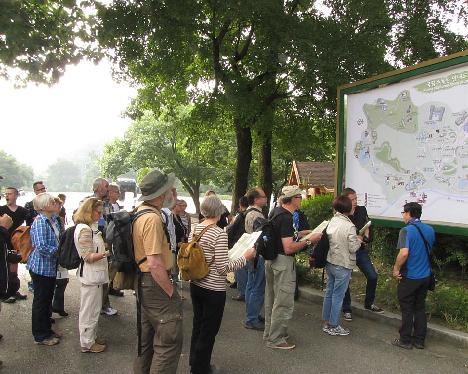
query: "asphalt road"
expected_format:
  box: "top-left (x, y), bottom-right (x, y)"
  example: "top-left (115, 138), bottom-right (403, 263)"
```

top-left (1, 268), bottom-right (467, 374)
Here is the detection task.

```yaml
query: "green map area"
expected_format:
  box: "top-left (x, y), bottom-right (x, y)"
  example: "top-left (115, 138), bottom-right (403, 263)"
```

top-left (363, 90), bottom-right (418, 133)
top-left (374, 142), bottom-right (405, 173)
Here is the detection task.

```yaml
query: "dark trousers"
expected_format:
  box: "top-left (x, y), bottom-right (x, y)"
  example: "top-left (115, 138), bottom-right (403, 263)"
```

top-left (52, 278), bottom-right (69, 312)
top-left (6, 271), bottom-right (20, 298)
top-left (189, 283), bottom-right (226, 374)
top-left (31, 272), bottom-right (56, 342)
top-left (397, 276), bottom-right (430, 345)
top-left (342, 249), bottom-right (378, 312)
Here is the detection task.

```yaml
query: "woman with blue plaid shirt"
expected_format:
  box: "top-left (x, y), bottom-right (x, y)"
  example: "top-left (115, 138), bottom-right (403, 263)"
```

top-left (28, 193), bottom-right (62, 346)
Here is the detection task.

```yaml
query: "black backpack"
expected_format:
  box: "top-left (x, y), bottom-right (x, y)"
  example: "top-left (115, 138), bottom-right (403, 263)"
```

top-left (253, 211), bottom-right (287, 261)
top-left (309, 226), bottom-right (329, 268)
top-left (226, 208), bottom-right (261, 249)
top-left (57, 226), bottom-right (82, 270)
top-left (105, 209), bottom-right (155, 273)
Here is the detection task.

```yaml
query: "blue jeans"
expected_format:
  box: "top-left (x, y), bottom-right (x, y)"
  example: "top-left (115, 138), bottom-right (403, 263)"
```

top-left (342, 249), bottom-right (378, 312)
top-left (236, 266), bottom-right (248, 297)
top-left (245, 257), bottom-right (266, 325)
top-left (322, 263), bottom-right (352, 327)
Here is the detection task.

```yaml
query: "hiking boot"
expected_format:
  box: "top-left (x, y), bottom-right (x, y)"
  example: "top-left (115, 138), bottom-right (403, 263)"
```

top-left (101, 307), bottom-right (118, 316)
top-left (267, 341), bottom-right (296, 350)
top-left (244, 321), bottom-right (265, 331)
top-left (413, 341), bottom-right (425, 349)
top-left (1, 297), bottom-right (16, 304)
top-left (365, 304), bottom-right (384, 313)
top-left (343, 312), bottom-right (352, 321)
top-left (35, 337), bottom-right (60, 346)
top-left (327, 325), bottom-right (350, 336)
top-left (52, 308), bottom-right (69, 317)
top-left (231, 295), bottom-right (245, 302)
top-left (81, 342), bottom-right (106, 353)
top-left (14, 292), bottom-right (27, 300)
top-left (392, 338), bottom-right (412, 350)
top-left (95, 337), bottom-right (106, 345)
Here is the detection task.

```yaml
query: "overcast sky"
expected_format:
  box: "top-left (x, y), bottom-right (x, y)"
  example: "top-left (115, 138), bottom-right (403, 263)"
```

top-left (0, 60), bottom-right (136, 174)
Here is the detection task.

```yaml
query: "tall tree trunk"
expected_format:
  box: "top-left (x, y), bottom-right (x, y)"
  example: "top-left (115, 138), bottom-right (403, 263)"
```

top-left (257, 128), bottom-right (273, 209)
top-left (179, 178), bottom-right (201, 214)
top-left (232, 117), bottom-right (252, 212)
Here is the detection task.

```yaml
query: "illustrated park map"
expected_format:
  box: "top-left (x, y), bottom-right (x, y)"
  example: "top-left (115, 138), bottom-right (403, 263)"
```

top-left (345, 64), bottom-right (468, 226)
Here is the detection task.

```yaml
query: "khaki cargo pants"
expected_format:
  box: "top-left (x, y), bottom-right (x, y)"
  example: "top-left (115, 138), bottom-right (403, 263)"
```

top-left (263, 254), bottom-right (296, 346)
top-left (134, 273), bottom-right (183, 374)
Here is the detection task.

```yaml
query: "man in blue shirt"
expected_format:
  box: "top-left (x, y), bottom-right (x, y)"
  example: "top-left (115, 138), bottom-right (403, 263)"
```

top-left (392, 202), bottom-right (435, 350)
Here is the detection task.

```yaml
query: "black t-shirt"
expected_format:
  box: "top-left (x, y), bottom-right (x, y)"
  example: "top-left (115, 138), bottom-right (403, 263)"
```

top-left (0, 205), bottom-right (27, 235)
top-left (271, 207), bottom-right (294, 255)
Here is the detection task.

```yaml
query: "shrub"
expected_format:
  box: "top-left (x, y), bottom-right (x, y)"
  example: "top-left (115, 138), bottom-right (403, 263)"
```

top-left (300, 193), bottom-right (334, 230)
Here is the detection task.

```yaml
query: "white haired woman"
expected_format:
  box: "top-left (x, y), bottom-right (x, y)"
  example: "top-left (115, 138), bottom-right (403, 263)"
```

top-left (73, 197), bottom-right (110, 353)
top-left (28, 193), bottom-right (62, 346)
top-left (189, 195), bottom-right (255, 374)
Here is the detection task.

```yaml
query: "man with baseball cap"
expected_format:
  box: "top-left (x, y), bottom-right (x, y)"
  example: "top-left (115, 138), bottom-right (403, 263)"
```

top-left (264, 186), bottom-right (321, 350)
top-left (132, 169), bottom-right (183, 374)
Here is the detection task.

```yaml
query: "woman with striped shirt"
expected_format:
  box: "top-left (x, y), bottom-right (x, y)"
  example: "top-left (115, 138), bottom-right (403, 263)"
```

top-left (189, 195), bottom-right (255, 374)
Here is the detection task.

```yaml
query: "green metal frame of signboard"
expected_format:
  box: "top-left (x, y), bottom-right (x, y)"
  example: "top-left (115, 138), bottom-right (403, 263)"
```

top-left (336, 50), bottom-right (468, 236)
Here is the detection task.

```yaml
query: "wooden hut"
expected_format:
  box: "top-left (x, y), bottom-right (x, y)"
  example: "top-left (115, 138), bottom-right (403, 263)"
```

top-left (288, 161), bottom-right (335, 197)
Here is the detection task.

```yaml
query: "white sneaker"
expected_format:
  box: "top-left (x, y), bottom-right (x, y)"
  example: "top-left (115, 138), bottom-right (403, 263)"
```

top-left (327, 325), bottom-right (350, 336)
top-left (343, 312), bottom-right (352, 321)
top-left (101, 307), bottom-right (118, 316)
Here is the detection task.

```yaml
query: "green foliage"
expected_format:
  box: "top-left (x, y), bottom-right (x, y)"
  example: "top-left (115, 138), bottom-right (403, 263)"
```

top-left (300, 194), bottom-right (334, 230)
top-left (0, 150), bottom-right (34, 189)
top-left (427, 282), bottom-right (468, 331)
top-left (46, 159), bottom-right (82, 191)
top-left (0, 0), bottom-right (99, 84)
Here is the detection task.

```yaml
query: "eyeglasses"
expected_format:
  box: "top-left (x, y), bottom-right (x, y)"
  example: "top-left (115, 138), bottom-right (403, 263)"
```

top-left (35, 187), bottom-right (46, 192)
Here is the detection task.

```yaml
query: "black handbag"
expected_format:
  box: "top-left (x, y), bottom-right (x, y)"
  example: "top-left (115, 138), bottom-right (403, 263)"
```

top-left (410, 223), bottom-right (436, 291)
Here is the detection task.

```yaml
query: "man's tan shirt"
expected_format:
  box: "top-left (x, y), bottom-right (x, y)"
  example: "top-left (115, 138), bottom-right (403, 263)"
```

top-left (132, 204), bottom-right (173, 272)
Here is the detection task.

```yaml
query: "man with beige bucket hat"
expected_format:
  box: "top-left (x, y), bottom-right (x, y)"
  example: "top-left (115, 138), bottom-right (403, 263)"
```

top-left (132, 169), bottom-right (183, 374)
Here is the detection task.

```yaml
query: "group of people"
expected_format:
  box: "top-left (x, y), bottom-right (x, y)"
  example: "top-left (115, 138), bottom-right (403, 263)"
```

top-left (0, 168), bottom-right (436, 372)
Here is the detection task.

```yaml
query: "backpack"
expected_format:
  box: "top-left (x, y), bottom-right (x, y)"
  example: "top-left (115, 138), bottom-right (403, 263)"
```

top-left (226, 208), bottom-right (261, 249)
top-left (11, 226), bottom-right (33, 263)
top-left (253, 211), bottom-right (287, 261)
top-left (309, 226), bottom-right (329, 268)
top-left (105, 209), bottom-right (155, 274)
top-left (177, 224), bottom-right (215, 281)
top-left (57, 226), bottom-right (81, 270)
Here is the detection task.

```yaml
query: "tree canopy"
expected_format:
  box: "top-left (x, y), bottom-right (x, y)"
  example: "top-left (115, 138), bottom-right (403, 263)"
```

top-left (0, 149), bottom-right (34, 189)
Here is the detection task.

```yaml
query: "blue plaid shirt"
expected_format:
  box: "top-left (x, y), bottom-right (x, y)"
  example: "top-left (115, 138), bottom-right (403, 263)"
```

top-left (28, 213), bottom-right (59, 277)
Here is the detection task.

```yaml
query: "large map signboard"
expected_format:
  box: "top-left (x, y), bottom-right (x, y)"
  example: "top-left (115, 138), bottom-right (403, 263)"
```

top-left (337, 51), bottom-right (468, 235)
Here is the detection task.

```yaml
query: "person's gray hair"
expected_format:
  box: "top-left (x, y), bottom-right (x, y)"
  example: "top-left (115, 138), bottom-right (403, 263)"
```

top-left (33, 192), bottom-right (55, 211)
top-left (93, 177), bottom-right (108, 192)
top-left (200, 195), bottom-right (225, 218)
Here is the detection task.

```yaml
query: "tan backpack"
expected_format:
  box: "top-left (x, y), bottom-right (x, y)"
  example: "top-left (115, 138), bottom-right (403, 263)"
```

top-left (177, 224), bottom-right (215, 281)
top-left (11, 226), bottom-right (33, 263)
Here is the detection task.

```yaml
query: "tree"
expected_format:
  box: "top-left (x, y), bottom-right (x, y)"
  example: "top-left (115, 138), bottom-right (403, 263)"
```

top-left (97, 0), bottom-right (467, 211)
top-left (0, 149), bottom-right (34, 189)
top-left (46, 159), bottom-right (82, 191)
top-left (0, 0), bottom-right (98, 84)
top-left (100, 106), bottom-right (235, 213)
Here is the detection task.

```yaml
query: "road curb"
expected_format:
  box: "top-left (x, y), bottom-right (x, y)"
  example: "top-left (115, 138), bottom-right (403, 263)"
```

top-left (298, 286), bottom-right (468, 349)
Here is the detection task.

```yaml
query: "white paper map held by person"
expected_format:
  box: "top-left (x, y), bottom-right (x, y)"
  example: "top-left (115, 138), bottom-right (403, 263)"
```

top-left (228, 231), bottom-right (262, 261)
top-left (345, 63), bottom-right (468, 227)
top-left (300, 220), bottom-right (329, 241)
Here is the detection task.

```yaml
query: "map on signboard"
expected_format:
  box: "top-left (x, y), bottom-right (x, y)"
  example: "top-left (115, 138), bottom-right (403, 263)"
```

top-left (345, 64), bottom-right (468, 226)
